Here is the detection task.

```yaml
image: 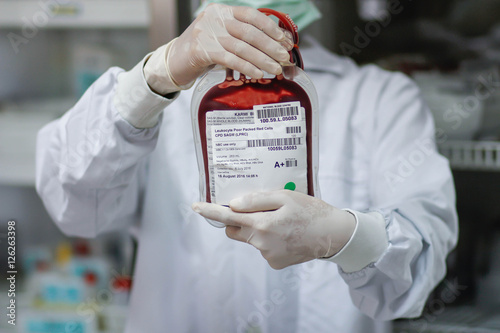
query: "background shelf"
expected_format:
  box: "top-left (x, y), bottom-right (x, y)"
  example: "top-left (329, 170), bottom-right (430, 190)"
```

top-left (439, 140), bottom-right (500, 171)
top-left (0, 0), bottom-right (150, 29)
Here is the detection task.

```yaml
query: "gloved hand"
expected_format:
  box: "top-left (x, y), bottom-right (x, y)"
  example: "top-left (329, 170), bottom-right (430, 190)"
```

top-left (192, 190), bottom-right (357, 269)
top-left (144, 3), bottom-right (294, 94)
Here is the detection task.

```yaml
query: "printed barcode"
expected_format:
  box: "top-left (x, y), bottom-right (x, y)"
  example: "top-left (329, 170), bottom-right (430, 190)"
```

top-left (286, 126), bottom-right (301, 134)
top-left (247, 137), bottom-right (302, 147)
top-left (286, 160), bottom-right (298, 167)
top-left (257, 106), bottom-right (299, 119)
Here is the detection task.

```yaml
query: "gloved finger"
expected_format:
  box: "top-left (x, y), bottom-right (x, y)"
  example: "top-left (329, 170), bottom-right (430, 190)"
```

top-left (231, 6), bottom-right (286, 42)
top-left (192, 202), bottom-right (254, 227)
top-left (229, 191), bottom-right (287, 213)
top-left (225, 225), bottom-right (256, 244)
top-left (217, 36), bottom-right (283, 76)
top-left (281, 28), bottom-right (294, 50)
top-left (209, 50), bottom-right (263, 79)
top-left (224, 20), bottom-right (291, 64)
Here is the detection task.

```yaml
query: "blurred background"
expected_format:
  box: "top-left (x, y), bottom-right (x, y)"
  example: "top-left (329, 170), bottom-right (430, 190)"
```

top-left (0, 0), bottom-right (500, 332)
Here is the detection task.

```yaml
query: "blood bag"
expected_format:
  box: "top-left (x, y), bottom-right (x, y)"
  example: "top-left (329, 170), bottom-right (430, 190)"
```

top-left (191, 8), bottom-right (320, 227)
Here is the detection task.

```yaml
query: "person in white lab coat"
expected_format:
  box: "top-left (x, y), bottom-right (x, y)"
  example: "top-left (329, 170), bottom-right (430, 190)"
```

top-left (36, 1), bottom-right (458, 332)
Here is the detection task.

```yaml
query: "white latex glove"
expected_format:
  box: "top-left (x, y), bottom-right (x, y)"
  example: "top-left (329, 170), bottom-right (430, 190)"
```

top-left (192, 190), bottom-right (357, 270)
top-left (145, 4), bottom-right (293, 93)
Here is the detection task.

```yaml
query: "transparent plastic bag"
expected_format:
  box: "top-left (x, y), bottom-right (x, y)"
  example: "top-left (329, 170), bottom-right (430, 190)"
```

top-left (191, 8), bottom-right (320, 227)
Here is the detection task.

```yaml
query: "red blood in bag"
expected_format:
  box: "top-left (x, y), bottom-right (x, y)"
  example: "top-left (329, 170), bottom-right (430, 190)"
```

top-left (198, 71), bottom-right (313, 202)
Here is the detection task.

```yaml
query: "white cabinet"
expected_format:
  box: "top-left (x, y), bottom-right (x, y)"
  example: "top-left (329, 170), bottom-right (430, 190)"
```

top-left (0, 99), bottom-right (76, 186)
top-left (0, 0), bottom-right (150, 29)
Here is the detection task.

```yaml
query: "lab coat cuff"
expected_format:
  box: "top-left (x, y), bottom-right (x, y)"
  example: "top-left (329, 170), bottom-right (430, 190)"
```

top-left (322, 210), bottom-right (389, 273)
top-left (113, 54), bottom-right (178, 129)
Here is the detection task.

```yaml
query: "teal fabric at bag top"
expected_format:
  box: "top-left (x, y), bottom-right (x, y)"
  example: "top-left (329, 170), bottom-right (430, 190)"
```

top-left (194, 0), bottom-right (321, 31)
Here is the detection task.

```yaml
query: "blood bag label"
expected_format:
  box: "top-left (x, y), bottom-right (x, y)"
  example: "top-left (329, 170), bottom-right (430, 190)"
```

top-left (206, 102), bottom-right (307, 205)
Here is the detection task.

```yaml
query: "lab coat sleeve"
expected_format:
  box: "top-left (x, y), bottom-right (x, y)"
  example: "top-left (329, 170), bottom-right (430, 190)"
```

top-left (338, 69), bottom-right (459, 320)
top-left (36, 56), bottom-right (176, 238)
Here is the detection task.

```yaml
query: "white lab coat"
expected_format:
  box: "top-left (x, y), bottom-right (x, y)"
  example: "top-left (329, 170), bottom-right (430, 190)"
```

top-left (36, 36), bottom-right (458, 333)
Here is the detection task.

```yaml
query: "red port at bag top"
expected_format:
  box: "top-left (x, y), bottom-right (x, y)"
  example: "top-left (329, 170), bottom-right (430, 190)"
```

top-left (190, 8), bottom-right (320, 227)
